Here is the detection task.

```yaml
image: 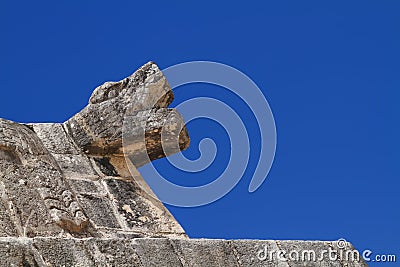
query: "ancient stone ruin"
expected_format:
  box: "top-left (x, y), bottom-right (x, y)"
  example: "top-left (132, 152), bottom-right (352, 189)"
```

top-left (0, 62), bottom-right (368, 266)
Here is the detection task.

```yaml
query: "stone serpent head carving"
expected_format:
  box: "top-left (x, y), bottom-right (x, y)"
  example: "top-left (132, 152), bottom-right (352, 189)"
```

top-left (65, 62), bottom-right (189, 163)
top-left (0, 62), bottom-right (189, 238)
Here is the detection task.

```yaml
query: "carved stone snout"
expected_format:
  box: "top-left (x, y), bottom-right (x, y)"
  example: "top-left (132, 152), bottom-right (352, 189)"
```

top-left (64, 62), bottom-right (190, 165)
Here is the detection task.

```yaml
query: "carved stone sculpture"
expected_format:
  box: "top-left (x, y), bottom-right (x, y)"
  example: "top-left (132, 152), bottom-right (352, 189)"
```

top-left (0, 62), bottom-right (368, 266)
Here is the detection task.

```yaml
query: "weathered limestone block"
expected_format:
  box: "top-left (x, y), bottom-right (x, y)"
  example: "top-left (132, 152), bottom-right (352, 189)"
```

top-left (52, 153), bottom-right (98, 178)
top-left (0, 238), bottom-right (39, 266)
top-left (0, 199), bottom-right (18, 237)
top-left (0, 119), bottom-right (88, 236)
top-left (34, 238), bottom-right (94, 266)
top-left (32, 123), bottom-right (80, 155)
top-left (0, 238), bottom-right (370, 267)
top-left (171, 239), bottom-right (239, 266)
top-left (230, 240), bottom-right (282, 267)
top-left (84, 238), bottom-right (143, 266)
top-left (104, 178), bottom-right (184, 236)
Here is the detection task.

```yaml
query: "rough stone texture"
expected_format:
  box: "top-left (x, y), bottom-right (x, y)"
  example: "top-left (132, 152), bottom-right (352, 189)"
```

top-left (0, 62), bottom-right (187, 240)
top-left (64, 62), bottom-right (188, 159)
top-left (0, 62), bottom-right (368, 266)
top-left (0, 238), bottom-right (369, 267)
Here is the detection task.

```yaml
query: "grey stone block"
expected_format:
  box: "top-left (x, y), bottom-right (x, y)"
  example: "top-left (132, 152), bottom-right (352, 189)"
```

top-left (277, 240), bottom-right (342, 267)
top-left (34, 238), bottom-right (94, 267)
top-left (67, 179), bottom-right (105, 195)
top-left (0, 238), bottom-right (40, 267)
top-left (32, 123), bottom-right (80, 155)
top-left (231, 240), bottom-right (287, 267)
top-left (132, 238), bottom-right (183, 267)
top-left (77, 194), bottom-right (121, 229)
top-left (53, 153), bottom-right (97, 178)
top-left (86, 238), bottom-right (142, 267)
top-left (104, 178), bottom-right (185, 236)
top-left (0, 198), bottom-right (18, 237)
top-left (172, 239), bottom-right (239, 267)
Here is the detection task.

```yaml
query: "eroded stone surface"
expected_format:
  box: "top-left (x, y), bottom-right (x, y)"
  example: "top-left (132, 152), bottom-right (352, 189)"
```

top-left (0, 238), bottom-right (369, 267)
top-left (64, 62), bottom-right (188, 157)
top-left (0, 62), bottom-right (368, 266)
top-left (0, 119), bottom-right (89, 237)
top-left (0, 62), bottom-right (188, 239)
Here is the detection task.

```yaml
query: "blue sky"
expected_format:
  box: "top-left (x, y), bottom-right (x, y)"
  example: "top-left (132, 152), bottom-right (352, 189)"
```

top-left (1, 1), bottom-right (399, 265)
